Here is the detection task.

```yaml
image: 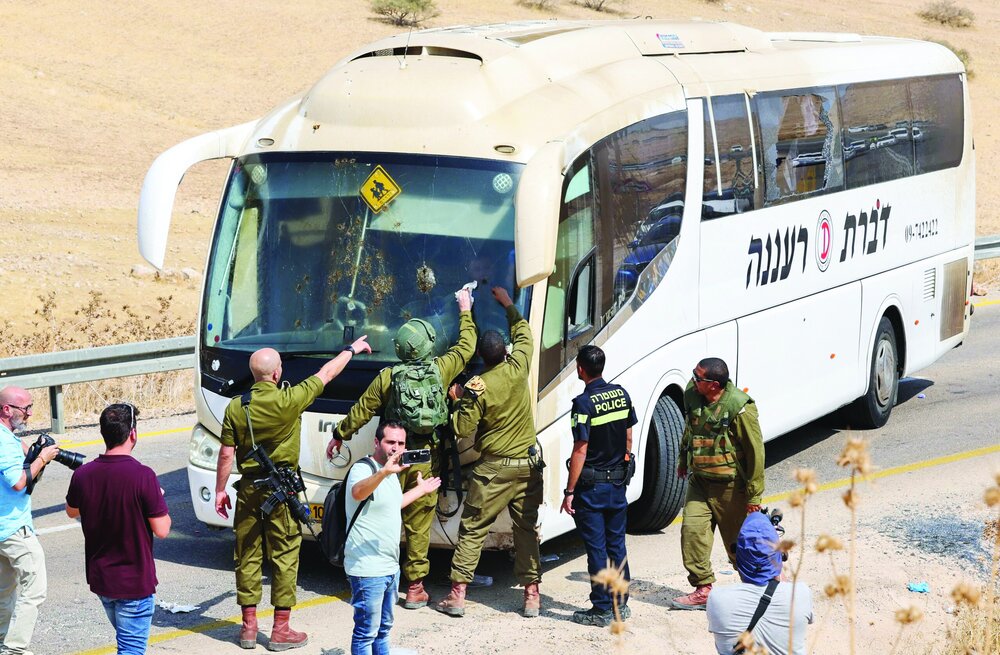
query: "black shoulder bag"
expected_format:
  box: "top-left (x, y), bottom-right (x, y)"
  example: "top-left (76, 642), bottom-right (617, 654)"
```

top-left (733, 579), bottom-right (780, 654)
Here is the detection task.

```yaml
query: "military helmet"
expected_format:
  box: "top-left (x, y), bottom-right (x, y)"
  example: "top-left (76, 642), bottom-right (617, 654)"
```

top-left (394, 318), bottom-right (437, 362)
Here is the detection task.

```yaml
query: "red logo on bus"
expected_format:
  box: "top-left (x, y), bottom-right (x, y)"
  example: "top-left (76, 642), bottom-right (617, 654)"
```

top-left (816, 211), bottom-right (832, 272)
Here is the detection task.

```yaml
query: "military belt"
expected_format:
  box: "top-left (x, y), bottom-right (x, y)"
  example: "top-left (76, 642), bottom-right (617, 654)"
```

top-left (480, 452), bottom-right (531, 466)
top-left (580, 464), bottom-right (627, 484)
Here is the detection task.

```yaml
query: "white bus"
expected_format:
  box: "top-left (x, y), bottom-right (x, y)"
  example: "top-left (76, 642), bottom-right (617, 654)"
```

top-left (138, 20), bottom-right (974, 546)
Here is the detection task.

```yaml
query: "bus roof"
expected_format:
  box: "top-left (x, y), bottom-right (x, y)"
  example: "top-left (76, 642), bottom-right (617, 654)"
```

top-left (246, 20), bottom-right (962, 165)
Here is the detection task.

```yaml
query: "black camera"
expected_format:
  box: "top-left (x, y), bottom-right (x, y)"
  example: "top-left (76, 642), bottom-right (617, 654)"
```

top-left (22, 434), bottom-right (86, 495)
top-left (401, 449), bottom-right (431, 465)
top-left (26, 434), bottom-right (86, 470)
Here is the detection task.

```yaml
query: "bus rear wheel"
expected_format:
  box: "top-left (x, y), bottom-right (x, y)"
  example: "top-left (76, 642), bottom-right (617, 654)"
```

top-left (627, 394), bottom-right (686, 533)
top-left (846, 316), bottom-right (899, 429)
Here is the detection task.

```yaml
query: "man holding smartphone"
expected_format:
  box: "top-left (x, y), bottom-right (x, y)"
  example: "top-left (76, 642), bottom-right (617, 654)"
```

top-left (345, 420), bottom-right (440, 655)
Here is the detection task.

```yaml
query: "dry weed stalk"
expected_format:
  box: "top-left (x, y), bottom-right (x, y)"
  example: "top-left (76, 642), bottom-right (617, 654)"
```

top-left (0, 291), bottom-right (195, 426)
top-left (984, 472), bottom-right (1000, 650)
top-left (887, 605), bottom-right (924, 655)
top-left (835, 435), bottom-right (873, 655)
top-left (591, 558), bottom-right (630, 643)
top-left (786, 468), bottom-right (818, 654)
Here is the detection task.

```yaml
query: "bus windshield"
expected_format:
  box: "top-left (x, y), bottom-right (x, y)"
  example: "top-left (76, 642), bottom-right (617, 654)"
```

top-left (202, 152), bottom-right (527, 362)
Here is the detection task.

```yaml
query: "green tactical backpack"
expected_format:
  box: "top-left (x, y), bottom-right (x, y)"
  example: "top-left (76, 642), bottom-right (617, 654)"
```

top-left (385, 361), bottom-right (448, 435)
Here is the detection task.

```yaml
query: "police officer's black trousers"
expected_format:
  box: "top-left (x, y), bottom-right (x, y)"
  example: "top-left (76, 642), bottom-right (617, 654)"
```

top-left (572, 481), bottom-right (630, 612)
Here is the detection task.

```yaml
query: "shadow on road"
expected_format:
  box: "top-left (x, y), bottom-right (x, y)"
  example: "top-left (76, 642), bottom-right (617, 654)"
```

top-left (764, 376), bottom-right (935, 468)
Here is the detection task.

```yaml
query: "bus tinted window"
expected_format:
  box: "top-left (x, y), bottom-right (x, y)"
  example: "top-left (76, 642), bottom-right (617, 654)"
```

top-left (539, 158), bottom-right (596, 387)
top-left (840, 79), bottom-right (914, 188)
top-left (595, 110), bottom-right (687, 323)
top-left (757, 88), bottom-right (843, 203)
top-left (703, 95), bottom-right (757, 220)
top-left (910, 75), bottom-right (964, 174)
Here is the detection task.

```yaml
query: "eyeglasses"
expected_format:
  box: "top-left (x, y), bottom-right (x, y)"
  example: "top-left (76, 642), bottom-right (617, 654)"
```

top-left (5, 404), bottom-right (33, 414)
top-left (692, 370), bottom-right (713, 385)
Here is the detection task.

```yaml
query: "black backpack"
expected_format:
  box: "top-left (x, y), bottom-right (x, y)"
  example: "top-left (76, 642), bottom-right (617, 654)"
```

top-left (319, 457), bottom-right (377, 568)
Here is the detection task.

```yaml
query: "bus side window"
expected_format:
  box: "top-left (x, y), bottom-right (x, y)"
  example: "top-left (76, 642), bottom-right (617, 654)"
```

top-left (539, 156), bottom-right (596, 388)
top-left (757, 88), bottom-right (843, 204)
top-left (702, 95), bottom-right (757, 220)
top-left (839, 79), bottom-right (914, 188)
top-left (909, 75), bottom-right (964, 174)
top-left (596, 110), bottom-right (687, 322)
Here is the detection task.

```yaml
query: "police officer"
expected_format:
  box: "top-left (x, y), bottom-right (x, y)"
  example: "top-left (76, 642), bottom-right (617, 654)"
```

top-left (326, 288), bottom-right (475, 610)
top-left (215, 338), bottom-right (370, 650)
top-left (560, 345), bottom-right (637, 627)
top-left (671, 357), bottom-right (765, 611)
top-left (434, 287), bottom-right (543, 619)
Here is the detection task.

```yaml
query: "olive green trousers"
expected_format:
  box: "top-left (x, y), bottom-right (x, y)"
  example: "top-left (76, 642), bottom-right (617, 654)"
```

top-left (449, 457), bottom-right (543, 586)
top-left (234, 483), bottom-right (302, 608)
top-left (680, 475), bottom-right (748, 587)
top-left (398, 446), bottom-right (440, 583)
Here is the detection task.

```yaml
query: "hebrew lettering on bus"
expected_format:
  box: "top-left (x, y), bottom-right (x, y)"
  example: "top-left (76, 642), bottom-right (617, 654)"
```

top-left (745, 225), bottom-right (809, 288)
top-left (839, 201), bottom-right (890, 262)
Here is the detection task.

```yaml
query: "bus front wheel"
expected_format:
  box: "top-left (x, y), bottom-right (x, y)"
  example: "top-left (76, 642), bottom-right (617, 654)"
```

top-left (627, 394), bottom-right (686, 533)
top-left (847, 316), bottom-right (899, 429)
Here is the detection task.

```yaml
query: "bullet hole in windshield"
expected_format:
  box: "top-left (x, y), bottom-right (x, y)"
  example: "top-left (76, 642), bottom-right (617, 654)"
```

top-left (416, 264), bottom-right (436, 294)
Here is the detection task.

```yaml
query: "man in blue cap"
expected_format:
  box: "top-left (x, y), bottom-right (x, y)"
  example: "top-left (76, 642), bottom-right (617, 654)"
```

top-left (706, 512), bottom-right (813, 655)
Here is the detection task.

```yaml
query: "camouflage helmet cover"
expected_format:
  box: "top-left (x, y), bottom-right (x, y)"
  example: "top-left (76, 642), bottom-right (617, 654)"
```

top-left (394, 318), bottom-right (436, 361)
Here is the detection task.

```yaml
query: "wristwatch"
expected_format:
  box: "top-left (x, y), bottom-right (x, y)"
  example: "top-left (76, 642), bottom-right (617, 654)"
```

top-left (563, 488), bottom-right (574, 496)
top-left (343, 345), bottom-right (356, 355)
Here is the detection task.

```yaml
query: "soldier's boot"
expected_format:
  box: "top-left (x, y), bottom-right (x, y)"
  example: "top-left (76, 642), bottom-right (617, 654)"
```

top-left (433, 582), bottom-right (467, 617)
top-left (239, 605), bottom-right (258, 649)
top-left (403, 579), bottom-right (430, 609)
top-left (522, 581), bottom-right (541, 618)
top-left (267, 609), bottom-right (308, 651)
top-left (669, 584), bottom-right (712, 611)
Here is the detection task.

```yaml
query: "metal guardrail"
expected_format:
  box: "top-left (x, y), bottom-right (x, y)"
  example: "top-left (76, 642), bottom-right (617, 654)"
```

top-left (0, 336), bottom-right (195, 433)
top-left (976, 235), bottom-right (1000, 261)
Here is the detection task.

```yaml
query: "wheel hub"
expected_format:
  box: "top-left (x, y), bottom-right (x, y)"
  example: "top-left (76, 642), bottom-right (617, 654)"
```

top-left (874, 339), bottom-right (896, 407)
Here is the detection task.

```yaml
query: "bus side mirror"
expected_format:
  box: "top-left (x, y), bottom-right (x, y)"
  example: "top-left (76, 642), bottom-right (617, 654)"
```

top-left (137, 121), bottom-right (256, 270)
top-left (514, 141), bottom-right (565, 288)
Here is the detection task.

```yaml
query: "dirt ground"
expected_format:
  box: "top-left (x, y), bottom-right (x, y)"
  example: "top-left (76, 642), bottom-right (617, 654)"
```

top-left (1, 0), bottom-right (998, 339)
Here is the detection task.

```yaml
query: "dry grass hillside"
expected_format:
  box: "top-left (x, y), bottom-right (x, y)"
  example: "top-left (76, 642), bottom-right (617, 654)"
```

top-left (1, 0), bottom-right (997, 344)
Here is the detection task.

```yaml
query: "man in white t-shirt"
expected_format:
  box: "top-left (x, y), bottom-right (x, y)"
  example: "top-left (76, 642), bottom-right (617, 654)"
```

top-left (345, 420), bottom-right (440, 655)
top-left (706, 511), bottom-right (813, 655)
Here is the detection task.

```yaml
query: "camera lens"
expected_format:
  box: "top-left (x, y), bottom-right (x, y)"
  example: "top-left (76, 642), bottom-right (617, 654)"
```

top-left (54, 449), bottom-right (86, 470)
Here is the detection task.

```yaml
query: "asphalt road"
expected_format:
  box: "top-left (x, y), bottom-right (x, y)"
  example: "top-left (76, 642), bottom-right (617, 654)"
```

top-left (19, 302), bottom-right (1000, 654)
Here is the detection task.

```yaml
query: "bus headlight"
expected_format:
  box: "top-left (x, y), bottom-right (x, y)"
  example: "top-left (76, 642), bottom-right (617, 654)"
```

top-left (189, 425), bottom-right (222, 470)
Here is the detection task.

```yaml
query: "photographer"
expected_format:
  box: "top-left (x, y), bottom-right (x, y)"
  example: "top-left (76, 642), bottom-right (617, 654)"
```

top-left (215, 341), bottom-right (370, 650)
top-left (0, 386), bottom-right (56, 655)
top-left (65, 403), bottom-right (170, 655)
top-left (345, 420), bottom-right (440, 655)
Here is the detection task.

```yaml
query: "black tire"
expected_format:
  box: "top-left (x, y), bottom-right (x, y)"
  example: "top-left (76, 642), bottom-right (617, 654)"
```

top-left (846, 316), bottom-right (899, 429)
top-left (627, 395), bottom-right (687, 533)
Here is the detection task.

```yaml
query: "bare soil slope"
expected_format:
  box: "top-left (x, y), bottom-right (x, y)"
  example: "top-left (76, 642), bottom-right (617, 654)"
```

top-left (1, 0), bottom-right (997, 337)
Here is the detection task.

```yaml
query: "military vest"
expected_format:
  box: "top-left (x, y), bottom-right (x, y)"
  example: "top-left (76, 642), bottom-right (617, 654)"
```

top-left (685, 382), bottom-right (752, 481)
top-left (385, 361), bottom-right (448, 435)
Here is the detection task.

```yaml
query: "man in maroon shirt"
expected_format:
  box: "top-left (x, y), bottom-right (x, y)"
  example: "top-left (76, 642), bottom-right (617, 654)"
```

top-left (65, 404), bottom-right (170, 655)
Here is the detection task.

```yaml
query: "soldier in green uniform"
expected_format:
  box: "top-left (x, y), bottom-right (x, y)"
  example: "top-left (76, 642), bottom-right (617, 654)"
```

top-left (434, 287), bottom-right (543, 619)
top-left (671, 357), bottom-right (765, 611)
top-left (326, 288), bottom-right (475, 610)
top-left (214, 338), bottom-right (371, 650)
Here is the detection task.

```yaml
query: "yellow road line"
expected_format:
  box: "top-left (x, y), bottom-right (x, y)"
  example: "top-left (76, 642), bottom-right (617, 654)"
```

top-left (671, 442), bottom-right (1000, 525)
top-left (972, 298), bottom-right (1000, 307)
top-left (57, 426), bottom-right (189, 448)
top-left (73, 591), bottom-right (351, 655)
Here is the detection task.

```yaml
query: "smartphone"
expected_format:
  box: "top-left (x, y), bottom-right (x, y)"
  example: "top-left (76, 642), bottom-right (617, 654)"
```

top-left (400, 448), bottom-right (431, 465)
